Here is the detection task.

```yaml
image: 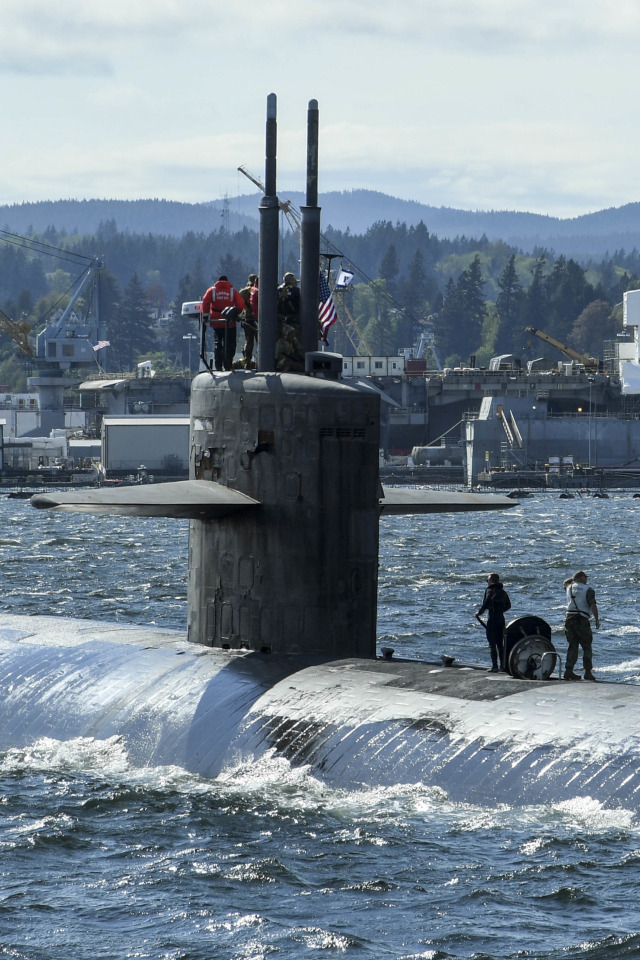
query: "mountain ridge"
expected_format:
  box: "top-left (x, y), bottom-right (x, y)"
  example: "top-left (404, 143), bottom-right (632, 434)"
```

top-left (1, 191), bottom-right (640, 258)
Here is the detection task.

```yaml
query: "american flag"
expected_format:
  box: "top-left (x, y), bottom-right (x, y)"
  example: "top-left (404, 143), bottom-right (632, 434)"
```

top-left (92, 340), bottom-right (110, 352)
top-left (318, 273), bottom-right (338, 342)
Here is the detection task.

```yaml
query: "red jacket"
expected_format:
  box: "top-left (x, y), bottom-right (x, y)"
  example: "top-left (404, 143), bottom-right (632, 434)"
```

top-left (201, 280), bottom-right (245, 328)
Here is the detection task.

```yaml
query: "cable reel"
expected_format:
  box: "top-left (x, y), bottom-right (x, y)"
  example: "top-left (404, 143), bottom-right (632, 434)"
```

top-left (504, 616), bottom-right (557, 680)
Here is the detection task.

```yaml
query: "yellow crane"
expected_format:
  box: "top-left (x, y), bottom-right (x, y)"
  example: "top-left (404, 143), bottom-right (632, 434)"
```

top-left (0, 307), bottom-right (33, 356)
top-left (525, 326), bottom-right (603, 373)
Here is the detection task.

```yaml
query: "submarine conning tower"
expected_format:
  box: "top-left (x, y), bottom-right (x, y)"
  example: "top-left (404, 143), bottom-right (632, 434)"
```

top-left (26, 96), bottom-right (517, 661)
top-left (187, 370), bottom-right (381, 657)
top-left (185, 94), bottom-right (380, 658)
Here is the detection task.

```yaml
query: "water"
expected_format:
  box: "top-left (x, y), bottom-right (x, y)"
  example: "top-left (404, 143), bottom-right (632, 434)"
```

top-left (2, 492), bottom-right (640, 959)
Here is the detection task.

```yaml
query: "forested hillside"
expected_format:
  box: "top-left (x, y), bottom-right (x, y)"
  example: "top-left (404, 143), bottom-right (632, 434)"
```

top-left (0, 214), bottom-right (639, 391)
top-left (2, 193), bottom-right (640, 257)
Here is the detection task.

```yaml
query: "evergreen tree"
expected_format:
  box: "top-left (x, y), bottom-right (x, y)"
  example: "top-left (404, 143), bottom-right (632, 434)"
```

top-left (403, 250), bottom-right (428, 315)
top-left (457, 255), bottom-right (486, 346)
top-left (432, 257), bottom-right (486, 365)
top-left (396, 248), bottom-right (429, 351)
top-left (379, 244), bottom-right (400, 296)
top-left (545, 256), bottom-right (596, 341)
top-left (216, 254), bottom-right (250, 288)
top-left (359, 280), bottom-right (399, 357)
top-left (166, 269), bottom-right (207, 370)
top-left (518, 257), bottom-right (548, 356)
top-left (495, 254), bottom-right (524, 353)
top-left (432, 277), bottom-right (463, 362)
top-left (108, 273), bottom-right (156, 372)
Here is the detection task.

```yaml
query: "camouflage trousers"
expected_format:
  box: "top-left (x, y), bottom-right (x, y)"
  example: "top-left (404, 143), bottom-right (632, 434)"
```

top-left (242, 320), bottom-right (257, 364)
top-left (275, 321), bottom-right (304, 373)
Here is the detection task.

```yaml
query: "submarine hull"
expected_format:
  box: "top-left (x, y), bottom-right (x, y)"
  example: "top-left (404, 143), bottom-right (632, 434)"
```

top-left (3, 613), bottom-right (640, 811)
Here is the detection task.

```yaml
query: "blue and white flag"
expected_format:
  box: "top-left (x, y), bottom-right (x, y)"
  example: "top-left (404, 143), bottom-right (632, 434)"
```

top-left (335, 269), bottom-right (354, 289)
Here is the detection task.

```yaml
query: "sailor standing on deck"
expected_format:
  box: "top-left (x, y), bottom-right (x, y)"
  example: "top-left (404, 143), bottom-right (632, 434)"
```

top-left (239, 273), bottom-right (259, 368)
top-left (201, 275), bottom-right (245, 371)
top-left (276, 272), bottom-right (304, 372)
top-left (563, 570), bottom-right (600, 681)
top-left (477, 572), bottom-right (511, 672)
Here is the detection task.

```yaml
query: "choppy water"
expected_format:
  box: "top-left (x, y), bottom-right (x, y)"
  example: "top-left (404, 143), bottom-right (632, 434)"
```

top-left (2, 492), bottom-right (640, 959)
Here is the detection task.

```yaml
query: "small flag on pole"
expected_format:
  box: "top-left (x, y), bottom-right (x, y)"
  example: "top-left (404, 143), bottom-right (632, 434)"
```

top-left (319, 273), bottom-right (338, 342)
top-left (335, 269), bottom-right (354, 289)
top-left (92, 340), bottom-right (110, 352)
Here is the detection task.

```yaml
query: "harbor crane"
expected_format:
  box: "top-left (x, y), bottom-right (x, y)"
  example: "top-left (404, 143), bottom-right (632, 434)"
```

top-left (0, 307), bottom-right (34, 356)
top-left (237, 165), bottom-right (301, 233)
top-left (525, 326), bottom-right (603, 373)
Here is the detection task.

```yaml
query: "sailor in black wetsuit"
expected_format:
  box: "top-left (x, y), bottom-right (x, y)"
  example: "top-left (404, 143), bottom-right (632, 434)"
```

top-left (477, 572), bottom-right (511, 672)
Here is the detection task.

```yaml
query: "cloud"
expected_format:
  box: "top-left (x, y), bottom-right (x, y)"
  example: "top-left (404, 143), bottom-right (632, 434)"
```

top-left (209, 0), bottom-right (640, 50)
top-left (1, 0), bottom-right (639, 215)
top-left (3, 0), bottom-right (640, 80)
top-left (0, 0), bottom-right (206, 75)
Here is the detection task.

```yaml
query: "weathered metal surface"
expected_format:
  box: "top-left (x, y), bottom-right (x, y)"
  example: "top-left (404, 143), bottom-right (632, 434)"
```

top-left (379, 487), bottom-right (516, 513)
top-left (188, 371), bottom-right (381, 657)
top-left (30, 480), bottom-right (260, 519)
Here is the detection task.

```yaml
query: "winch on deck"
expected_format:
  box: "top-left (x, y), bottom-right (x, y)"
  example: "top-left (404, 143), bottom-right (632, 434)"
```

top-left (504, 616), bottom-right (557, 680)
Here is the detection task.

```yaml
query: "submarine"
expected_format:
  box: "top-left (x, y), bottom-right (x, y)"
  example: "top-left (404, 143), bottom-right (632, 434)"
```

top-left (1, 96), bottom-right (638, 812)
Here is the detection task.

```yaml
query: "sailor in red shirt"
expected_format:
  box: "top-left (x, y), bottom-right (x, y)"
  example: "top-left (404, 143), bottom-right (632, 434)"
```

top-left (201, 275), bottom-right (245, 371)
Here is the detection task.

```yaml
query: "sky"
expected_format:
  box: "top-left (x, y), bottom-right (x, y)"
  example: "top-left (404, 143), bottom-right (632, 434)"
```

top-left (3, 0), bottom-right (640, 219)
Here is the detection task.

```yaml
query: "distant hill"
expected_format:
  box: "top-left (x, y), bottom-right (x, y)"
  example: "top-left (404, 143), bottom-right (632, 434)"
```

top-left (0, 198), bottom-right (258, 239)
top-left (2, 192), bottom-right (640, 259)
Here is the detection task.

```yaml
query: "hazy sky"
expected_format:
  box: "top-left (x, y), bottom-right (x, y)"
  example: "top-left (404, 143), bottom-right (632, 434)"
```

top-left (3, 0), bottom-right (640, 217)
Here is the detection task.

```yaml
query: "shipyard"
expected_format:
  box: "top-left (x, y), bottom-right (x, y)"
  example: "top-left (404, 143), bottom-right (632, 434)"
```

top-left (4, 306), bottom-right (640, 492)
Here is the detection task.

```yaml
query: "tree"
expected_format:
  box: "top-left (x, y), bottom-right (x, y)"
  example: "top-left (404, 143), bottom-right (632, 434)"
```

top-left (358, 280), bottom-right (399, 357)
top-left (457, 255), bottom-right (486, 344)
top-left (569, 300), bottom-right (619, 358)
top-left (0, 353), bottom-right (27, 392)
top-left (108, 273), bottom-right (156, 371)
top-left (49, 269), bottom-right (73, 296)
top-left (166, 266), bottom-right (209, 369)
top-left (432, 277), bottom-right (463, 362)
top-left (475, 305), bottom-right (501, 368)
top-left (379, 244), bottom-right (400, 297)
top-left (495, 254), bottom-right (524, 353)
top-left (431, 256), bottom-right (486, 365)
top-left (517, 257), bottom-right (548, 356)
top-left (217, 254), bottom-right (251, 289)
top-left (404, 249), bottom-right (428, 313)
top-left (545, 256), bottom-right (596, 342)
